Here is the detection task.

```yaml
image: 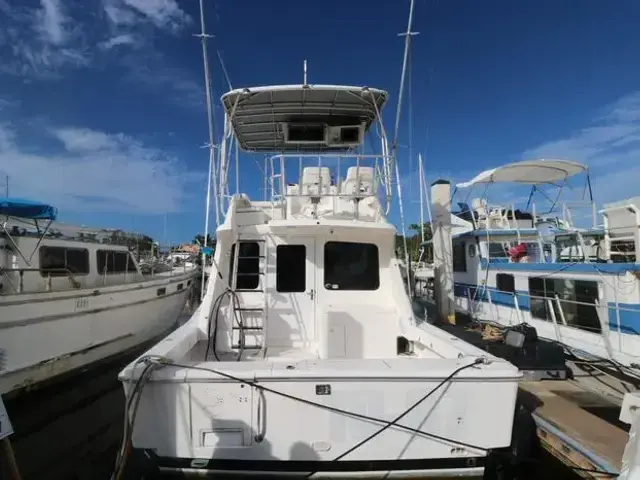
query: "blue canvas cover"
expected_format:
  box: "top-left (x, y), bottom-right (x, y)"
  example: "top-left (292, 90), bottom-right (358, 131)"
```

top-left (0, 197), bottom-right (58, 220)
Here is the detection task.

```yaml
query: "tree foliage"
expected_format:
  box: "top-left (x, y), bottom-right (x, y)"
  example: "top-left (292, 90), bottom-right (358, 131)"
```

top-left (193, 234), bottom-right (216, 249)
top-left (395, 222), bottom-right (433, 262)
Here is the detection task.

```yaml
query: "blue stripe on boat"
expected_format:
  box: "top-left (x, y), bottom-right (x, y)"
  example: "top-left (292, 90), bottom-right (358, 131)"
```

top-left (453, 282), bottom-right (640, 335)
top-left (478, 258), bottom-right (640, 274)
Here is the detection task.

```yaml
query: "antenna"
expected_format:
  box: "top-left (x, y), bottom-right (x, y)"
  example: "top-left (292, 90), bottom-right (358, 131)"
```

top-left (195, 0), bottom-right (220, 238)
top-left (392, 0), bottom-right (418, 299)
top-left (4, 174), bottom-right (8, 197)
top-left (303, 59), bottom-right (308, 85)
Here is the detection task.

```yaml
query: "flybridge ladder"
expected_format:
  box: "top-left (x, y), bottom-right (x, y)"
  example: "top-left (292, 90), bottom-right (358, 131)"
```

top-left (230, 238), bottom-right (267, 356)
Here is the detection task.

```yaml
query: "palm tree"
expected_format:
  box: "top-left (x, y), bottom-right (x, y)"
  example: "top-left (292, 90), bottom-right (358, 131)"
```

top-left (193, 234), bottom-right (216, 249)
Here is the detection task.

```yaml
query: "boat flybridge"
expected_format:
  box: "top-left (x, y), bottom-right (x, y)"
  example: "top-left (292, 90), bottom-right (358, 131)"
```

top-left (117, 85), bottom-right (522, 478)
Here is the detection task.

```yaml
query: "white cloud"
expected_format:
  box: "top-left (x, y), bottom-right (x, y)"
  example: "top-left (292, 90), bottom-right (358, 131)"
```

top-left (522, 91), bottom-right (640, 205)
top-left (1, 0), bottom-right (192, 76)
top-left (35, 0), bottom-right (68, 45)
top-left (0, 0), bottom-right (201, 110)
top-left (121, 0), bottom-right (191, 31)
top-left (103, 0), bottom-right (138, 26)
top-left (0, 0), bottom-right (88, 76)
top-left (103, 0), bottom-right (191, 32)
top-left (0, 123), bottom-right (203, 214)
top-left (98, 33), bottom-right (140, 50)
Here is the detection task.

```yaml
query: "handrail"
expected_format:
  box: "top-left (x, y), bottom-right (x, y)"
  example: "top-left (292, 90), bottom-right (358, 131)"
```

top-left (462, 283), bottom-right (640, 335)
top-left (1, 266), bottom-right (81, 293)
top-left (1, 264), bottom-right (195, 295)
top-left (474, 284), bottom-right (640, 313)
top-left (268, 153), bottom-right (392, 161)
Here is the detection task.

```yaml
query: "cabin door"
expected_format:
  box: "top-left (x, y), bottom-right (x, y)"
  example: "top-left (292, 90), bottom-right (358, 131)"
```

top-left (266, 237), bottom-right (316, 349)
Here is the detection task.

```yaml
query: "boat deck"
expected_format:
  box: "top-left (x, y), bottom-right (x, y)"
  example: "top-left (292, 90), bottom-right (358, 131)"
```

top-left (434, 322), bottom-right (569, 380)
top-left (185, 340), bottom-right (321, 362)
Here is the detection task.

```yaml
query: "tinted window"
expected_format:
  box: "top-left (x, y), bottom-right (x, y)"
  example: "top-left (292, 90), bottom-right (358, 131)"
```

top-left (40, 246), bottom-right (90, 276)
top-left (529, 276), bottom-right (549, 320)
top-left (528, 277), bottom-right (601, 334)
top-left (97, 250), bottom-right (137, 274)
top-left (276, 245), bottom-right (306, 293)
top-left (496, 273), bottom-right (515, 293)
top-left (324, 241), bottom-right (379, 291)
top-left (488, 243), bottom-right (508, 258)
top-left (453, 242), bottom-right (466, 272)
top-left (229, 242), bottom-right (260, 290)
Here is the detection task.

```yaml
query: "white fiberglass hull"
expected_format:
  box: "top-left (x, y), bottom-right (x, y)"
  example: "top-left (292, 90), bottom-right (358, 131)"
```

top-left (123, 343), bottom-right (519, 478)
top-left (0, 273), bottom-right (196, 397)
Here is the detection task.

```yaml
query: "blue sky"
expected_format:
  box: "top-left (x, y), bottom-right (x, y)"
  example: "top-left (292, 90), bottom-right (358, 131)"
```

top-left (1, 0), bottom-right (640, 243)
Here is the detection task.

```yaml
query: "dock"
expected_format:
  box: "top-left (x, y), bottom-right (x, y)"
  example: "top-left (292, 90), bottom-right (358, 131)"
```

top-left (416, 296), bottom-right (628, 479)
top-left (442, 318), bottom-right (628, 477)
top-left (519, 380), bottom-right (625, 478)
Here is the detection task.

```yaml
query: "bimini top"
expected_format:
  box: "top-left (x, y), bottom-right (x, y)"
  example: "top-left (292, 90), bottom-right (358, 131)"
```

top-left (220, 84), bottom-right (388, 153)
top-left (456, 159), bottom-right (588, 188)
top-left (0, 197), bottom-right (58, 220)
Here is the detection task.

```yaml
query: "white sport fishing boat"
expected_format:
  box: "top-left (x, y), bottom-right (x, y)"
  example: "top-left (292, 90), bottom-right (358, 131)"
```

top-left (117, 82), bottom-right (523, 479)
top-left (0, 198), bottom-right (198, 397)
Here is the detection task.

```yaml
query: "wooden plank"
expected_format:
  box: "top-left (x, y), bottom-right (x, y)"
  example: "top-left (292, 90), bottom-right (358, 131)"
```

top-left (520, 381), bottom-right (627, 471)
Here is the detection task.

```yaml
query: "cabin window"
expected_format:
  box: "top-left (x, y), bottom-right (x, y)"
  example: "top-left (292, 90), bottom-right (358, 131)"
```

top-left (453, 242), bottom-right (467, 272)
top-left (528, 277), bottom-right (601, 334)
top-left (276, 245), bottom-right (306, 293)
top-left (324, 241), bottom-right (379, 290)
top-left (229, 242), bottom-right (260, 290)
top-left (97, 250), bottom-right (137, 275)
top-left (488, 242), bottom-right (509, 258)
top-left (39, 246), bottom-right (90, 277)
top-left (496, 273), bottom-right (515, 293)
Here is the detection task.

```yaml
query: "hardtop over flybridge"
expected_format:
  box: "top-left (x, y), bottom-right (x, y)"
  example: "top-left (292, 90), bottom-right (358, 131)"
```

top-left (116, 80), bottom-right (522, 479)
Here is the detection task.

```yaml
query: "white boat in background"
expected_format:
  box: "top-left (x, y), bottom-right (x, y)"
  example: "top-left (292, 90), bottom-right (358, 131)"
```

top-left (117, 78), bottom-right (523, 477)
top-left (0, 198), bottom-right (199, 397)
top-left (434, 158), bottom-right (640, 377)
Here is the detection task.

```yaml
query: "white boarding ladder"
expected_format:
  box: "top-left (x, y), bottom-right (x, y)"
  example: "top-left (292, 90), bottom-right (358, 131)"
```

top-left (230, 238), bottom-right (267, 355)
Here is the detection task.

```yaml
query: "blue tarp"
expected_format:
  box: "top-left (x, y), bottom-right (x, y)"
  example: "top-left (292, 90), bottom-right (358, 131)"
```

top-left (0, 197), bottom-right (58, 220)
